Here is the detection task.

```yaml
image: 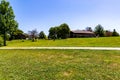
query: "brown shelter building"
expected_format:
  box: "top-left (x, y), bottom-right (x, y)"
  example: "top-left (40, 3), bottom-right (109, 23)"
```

top-left (70, 30), bottom-right (95, 38)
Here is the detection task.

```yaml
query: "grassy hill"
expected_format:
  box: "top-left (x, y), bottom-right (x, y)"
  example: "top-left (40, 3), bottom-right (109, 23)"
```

top-left (0, 49), bottom-right (120, 80)
top-left (5, 37), bottom-right (120, 47)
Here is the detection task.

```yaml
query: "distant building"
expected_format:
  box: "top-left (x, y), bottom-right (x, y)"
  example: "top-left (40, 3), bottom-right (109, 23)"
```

top-left (70, 30), bottom-right (95, 38)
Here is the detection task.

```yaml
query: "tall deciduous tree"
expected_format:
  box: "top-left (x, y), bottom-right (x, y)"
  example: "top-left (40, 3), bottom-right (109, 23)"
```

top-left (94, 24), bottom-right (105, 37)
top-left (59, 23), bottom-right (70, 39)
top-left (48, 27), bottom-right (58, 40)
top-left (0, 0), bottom-right (18, 46)
top-left (48, 23), bottom-right (70, 39)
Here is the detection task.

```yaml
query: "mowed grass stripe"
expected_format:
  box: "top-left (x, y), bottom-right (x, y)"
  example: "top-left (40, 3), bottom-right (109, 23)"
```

top-left (0, 50), bottom-right (120, 80)
top-left (6, 37), bottom-right (120, 47)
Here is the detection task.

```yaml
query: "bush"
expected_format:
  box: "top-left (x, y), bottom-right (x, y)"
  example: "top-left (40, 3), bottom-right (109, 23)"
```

top-left (0, 36), bottom-right (3, 46)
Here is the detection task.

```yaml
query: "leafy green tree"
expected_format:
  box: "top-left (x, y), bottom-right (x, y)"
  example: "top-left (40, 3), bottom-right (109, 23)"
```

top-left (112, 29), bottom-right (119, 36)
top-left (94, 24), bottom-right (105, 37)
top-left (48, 27), bottom-right (58, 40)
top-left (9, 29), bottom-right (26, 40)
top-left (0, 0), bottom-right (18, 46)
top-left (59, 23), bottom-right (70, 39)
top-left (39, 31), bottom-right (46, 39)
top-left (56, 27), bottom-right (61, 39)
top-left (48, 23), bottom-right (70, 39)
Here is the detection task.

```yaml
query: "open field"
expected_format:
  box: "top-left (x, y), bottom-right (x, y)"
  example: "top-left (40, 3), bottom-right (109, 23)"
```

top-left (5, 37), bottom-right (120, 47)
top-left (0, 49), bottom-right (120, 80)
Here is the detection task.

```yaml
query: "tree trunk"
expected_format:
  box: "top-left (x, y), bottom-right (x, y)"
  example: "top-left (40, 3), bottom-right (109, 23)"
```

top-left (3, 31), bottom-right (6, 46)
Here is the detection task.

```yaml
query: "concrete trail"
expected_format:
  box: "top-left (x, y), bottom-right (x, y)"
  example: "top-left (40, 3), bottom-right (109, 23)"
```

top-left (0, 47), bottom-right (120, 50)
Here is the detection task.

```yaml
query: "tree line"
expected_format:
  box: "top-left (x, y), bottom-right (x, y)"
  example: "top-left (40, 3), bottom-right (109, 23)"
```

top-left (94, 24), bottom-right (119, 37)
top-left (5, 23), bottom-right (118, 41)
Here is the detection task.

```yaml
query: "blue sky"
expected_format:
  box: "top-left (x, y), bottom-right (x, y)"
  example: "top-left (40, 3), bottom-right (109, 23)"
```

top-left (9, 0), bottom-right (120, 34)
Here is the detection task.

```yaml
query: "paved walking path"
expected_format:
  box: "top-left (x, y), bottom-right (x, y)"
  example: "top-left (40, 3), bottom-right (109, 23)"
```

top-left (0, 47), bottom-right (120, 50)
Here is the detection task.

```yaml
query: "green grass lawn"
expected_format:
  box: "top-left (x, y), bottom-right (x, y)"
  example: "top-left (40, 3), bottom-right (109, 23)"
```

top-left (0, 49), bottom-right (120, 80)
top-left (5, 37), bottom-right (120, 47)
